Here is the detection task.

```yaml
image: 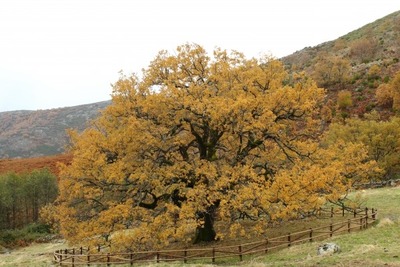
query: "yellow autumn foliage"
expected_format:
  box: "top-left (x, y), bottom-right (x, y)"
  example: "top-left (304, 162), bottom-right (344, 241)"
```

top-left (56, 44), bottom-right (379, 250)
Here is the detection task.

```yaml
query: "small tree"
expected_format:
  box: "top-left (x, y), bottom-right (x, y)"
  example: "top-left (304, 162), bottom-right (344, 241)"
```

top-left (391, 71), bottom-right (400, 111)
top-left (337, 90), bottom-right (353, 110)
top-left (350, 38), bottom-right (377, 63)
top-left (376, 83), bottom-right (393, 108)
top-left (324, 115), bottom-right (399, 180)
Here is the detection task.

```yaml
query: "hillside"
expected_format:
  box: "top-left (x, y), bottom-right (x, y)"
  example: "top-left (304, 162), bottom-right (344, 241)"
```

top-left (0, 101), bottom-right (110, 159)
top-left (282, 10), bottom-right (400, 117)
top-left (1, 11), bottom-right (399, 160)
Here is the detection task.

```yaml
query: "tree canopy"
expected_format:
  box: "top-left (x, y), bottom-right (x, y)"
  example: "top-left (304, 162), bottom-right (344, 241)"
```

top-left (324, 113), bottom-right (400, 181)
top-left (0, 169), bottom-right (58, 230)
top-left (57, 44), bottom-right (378, 251)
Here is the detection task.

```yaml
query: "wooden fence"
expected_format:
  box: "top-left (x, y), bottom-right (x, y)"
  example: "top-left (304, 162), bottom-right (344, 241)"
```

top-left (353, 178), bottom-right (400, 189)
top-left (53, 207), bottom-right (377, 266)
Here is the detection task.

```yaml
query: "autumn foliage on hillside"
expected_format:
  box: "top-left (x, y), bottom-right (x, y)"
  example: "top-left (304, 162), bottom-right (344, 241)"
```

top-left (283, 11), bottom-right (400, 118)
top-left (55, 44), bottom-right (380, 251)
top-left (0, 154), bottom-right (72, 176)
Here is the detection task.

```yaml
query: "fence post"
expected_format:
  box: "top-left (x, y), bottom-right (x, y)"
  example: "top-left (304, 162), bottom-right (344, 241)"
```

top-left (365, 207), bottom-right (369, 227)
top-left (342, 206), bottom-right (345, 217)
top-left (107, 253), bottom-right (110, 267)
top-left (288, 233), bottom-right (291, 247)
top-left (372, 208), bottom-right (376, 221)
top-left (130, 252), bottom-right (133, 266)
top-left (72, 248), bottom-right (75, 266)
top-left (348, 219), bottom-right (351, 233)
top-left (265, 238), bottom-right (269, 253)
top-left (353, 209), bottom-right (357, 218)
top-left (87, 254), bottom-right (90, 266)
top-left (360, 217), bottom-right (363, 230)
top-left (331, 207), bottom-right (334, 218)
top-left (238, 245), bottom-right (243, 261)
top-left (330, 223), bottom-right (333, 237)
top-left (184, 249), bottom-right (187, 263)
top-left (309, 228), bottom-right (313, 242)
top-left (156, 252), bottom-right (160, 263)
top-left (80, 247), bottom-right (83, 255)
top-left (212, 247), bottom-right (216, 263)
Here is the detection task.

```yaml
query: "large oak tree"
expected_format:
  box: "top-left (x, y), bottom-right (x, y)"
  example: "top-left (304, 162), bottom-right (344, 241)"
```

top-left (57, 44), bottom-right (377, 250)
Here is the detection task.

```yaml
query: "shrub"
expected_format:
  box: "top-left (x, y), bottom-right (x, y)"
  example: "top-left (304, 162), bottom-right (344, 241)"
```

top-left (375, 83), bottom-right (393, 108)
top-left (0, 223), bottom-right (51, 247)
top-left (337, 90), bottom-right (353, 110)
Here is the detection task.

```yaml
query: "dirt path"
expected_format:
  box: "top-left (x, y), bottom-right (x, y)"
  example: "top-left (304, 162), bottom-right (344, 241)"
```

top-left (0, 240), bottom-right (67, 267)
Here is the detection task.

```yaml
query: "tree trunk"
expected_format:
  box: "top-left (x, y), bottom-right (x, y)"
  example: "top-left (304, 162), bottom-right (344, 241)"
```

top-left (194, 212), bottom-right (216, 243)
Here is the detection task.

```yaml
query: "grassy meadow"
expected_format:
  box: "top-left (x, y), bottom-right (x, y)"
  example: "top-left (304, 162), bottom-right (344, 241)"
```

top-left (1, 186), bottom-right (399, 267)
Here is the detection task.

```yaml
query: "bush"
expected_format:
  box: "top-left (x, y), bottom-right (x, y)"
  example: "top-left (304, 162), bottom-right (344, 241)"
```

top-left (25, 222), bottom-right (51, 234)
top-left (337, 90), bottom-right (353, 110)
top-left (0, 223), bottom-right (52, 247)
top-left (376, 83), bottom-right (393, 108)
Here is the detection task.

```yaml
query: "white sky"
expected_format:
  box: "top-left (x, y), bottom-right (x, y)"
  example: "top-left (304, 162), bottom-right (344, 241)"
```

top-left (0, 0), bottom-right (399, 112)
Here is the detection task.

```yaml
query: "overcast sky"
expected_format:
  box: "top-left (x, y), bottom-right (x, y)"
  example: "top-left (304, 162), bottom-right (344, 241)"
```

top-left (0, 0), bottom-right (399, 112)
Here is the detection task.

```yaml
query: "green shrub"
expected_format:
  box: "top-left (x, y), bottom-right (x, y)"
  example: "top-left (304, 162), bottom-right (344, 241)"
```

top-left (25, 222), bottom-right (52, 234)
top-left (0, 223), bottom-right (51, 247)
top-left (384, 76), bottom-right (390, 83)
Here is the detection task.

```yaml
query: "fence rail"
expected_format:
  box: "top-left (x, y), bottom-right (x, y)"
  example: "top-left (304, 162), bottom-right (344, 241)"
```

top-left (54, 207), bottom-right (377, 266)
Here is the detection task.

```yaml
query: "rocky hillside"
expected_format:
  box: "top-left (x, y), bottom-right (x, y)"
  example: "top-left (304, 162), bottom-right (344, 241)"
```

top-left (0, 101), bottom-right (110, 158)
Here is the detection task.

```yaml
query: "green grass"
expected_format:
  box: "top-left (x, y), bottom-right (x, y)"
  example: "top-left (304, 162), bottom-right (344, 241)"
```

top-left (143, 187), bottom-right (400, 267)
top-left (247, 187), bottom-right (400, 267)
top-left (1, 187), bottom-right (399, 266)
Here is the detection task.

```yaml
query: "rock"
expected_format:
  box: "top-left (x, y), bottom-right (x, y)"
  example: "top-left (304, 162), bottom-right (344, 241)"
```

top-left (317, 243), bottom-right (341, 256)
top-left (0, 245), bottom-right (10, 254)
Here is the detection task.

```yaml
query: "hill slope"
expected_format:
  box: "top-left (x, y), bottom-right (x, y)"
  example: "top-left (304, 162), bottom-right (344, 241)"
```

top-left (0, 101), bottom-right (110, 158)
top-left (1, 10), bottom-right (400, 159)
top-left (282, 10), bottom-right (400, 117)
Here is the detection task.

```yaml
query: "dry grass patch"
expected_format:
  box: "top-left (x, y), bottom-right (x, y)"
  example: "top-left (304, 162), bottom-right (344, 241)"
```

top-left (0, 240), bottom-right (66, 267)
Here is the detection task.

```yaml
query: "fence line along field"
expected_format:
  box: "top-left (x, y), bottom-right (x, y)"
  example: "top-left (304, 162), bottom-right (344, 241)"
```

top-left (0, 186), bottom-right (399, 266)
top-left (53, 207), bottom-right (377, 266)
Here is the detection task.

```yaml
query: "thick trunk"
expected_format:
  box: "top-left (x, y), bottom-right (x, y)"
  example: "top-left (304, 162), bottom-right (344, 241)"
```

top-left (194, 212), bottom-right (216, 243)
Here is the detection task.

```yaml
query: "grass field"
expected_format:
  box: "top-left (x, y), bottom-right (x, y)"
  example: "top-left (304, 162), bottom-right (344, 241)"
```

top-left (1, 187), bottom-right (399, 266)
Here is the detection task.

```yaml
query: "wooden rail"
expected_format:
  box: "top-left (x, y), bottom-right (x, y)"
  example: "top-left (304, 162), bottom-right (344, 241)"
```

top-left (54, 207), bottom-right (377, 266)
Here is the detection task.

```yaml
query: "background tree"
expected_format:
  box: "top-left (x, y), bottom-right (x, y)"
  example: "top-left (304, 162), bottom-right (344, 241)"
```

top-left (324, 113), bottom-right (399, 181)
top-left (336, 90), bottom-right (353, 120)
top-left (376, 83), bottom-right (393, 108)
top-left (391, 71), bottom-right (400, 111)
top-left (374, 70), bottom-right (400, 111)
top-left (350, 38), bottom-right (378, 63)
top-left (57, 44), bottom-right (378, 251)
top-left (312, 54), bottom-right (351, 88)
top-left (0, 169), bottom-right (58, 230)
